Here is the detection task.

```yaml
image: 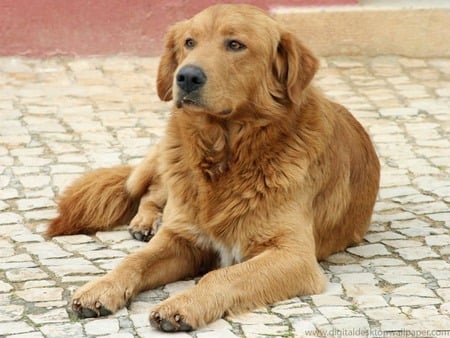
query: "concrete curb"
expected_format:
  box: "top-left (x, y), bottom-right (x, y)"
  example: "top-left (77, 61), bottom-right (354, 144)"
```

top-left (273, 6), bottom-right (450, 57)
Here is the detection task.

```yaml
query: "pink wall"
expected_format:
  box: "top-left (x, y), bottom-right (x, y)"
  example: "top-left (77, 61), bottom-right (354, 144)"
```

top-left (0, 0), bottom-right (357, 57)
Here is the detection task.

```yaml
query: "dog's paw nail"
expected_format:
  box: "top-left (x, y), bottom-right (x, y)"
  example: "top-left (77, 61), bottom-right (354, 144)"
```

top-left (150, 311), bottom-right (162, 329)
top-left (151, 311), bottom-right (160, 321)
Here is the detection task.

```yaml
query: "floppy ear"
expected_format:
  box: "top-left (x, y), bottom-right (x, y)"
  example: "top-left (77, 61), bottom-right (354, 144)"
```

top-left (157, 25), bottom-right (180, 101)
top-left (274, 31), bottom-right (319, 105)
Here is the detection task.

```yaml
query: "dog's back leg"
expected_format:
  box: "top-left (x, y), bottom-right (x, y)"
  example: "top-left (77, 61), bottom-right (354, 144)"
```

top-left (47, 143), bottom-right (164, 238)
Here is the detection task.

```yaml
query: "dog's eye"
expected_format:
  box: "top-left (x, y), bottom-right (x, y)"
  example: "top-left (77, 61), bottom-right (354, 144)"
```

top-left (226, 40), bottom-right (246, 52)
top-left (185, 38), bottom-right (196, 49)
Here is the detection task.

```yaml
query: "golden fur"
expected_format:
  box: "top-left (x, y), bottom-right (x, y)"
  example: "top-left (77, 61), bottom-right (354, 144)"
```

top-left (47, 4), bottom-right (380, 332)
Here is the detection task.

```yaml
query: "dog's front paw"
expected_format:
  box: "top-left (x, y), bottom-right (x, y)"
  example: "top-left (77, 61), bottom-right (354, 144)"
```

top-left (128, 212), bottom-right (162, 242)
top-left (150, 311), bottom-right (193, 332)
top-left (71, 277), bottom-right (130, 318)
top-left (149, 294), bottom-right (199, 332)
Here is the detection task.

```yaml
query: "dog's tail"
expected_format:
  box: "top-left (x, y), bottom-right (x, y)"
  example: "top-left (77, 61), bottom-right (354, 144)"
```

top-left (47, 165), bottom-right (141, 237)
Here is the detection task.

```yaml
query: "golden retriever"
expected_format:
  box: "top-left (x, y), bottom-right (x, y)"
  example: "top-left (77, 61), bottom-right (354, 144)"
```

top-left (47, 4), bottom-right (380, 332)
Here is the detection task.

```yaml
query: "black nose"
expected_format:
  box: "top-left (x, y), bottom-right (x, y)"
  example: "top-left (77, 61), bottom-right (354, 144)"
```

top-left (176, 65), bottom-right (207, 93)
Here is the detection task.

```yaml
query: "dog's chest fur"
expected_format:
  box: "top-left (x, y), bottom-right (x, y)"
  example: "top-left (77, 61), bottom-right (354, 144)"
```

top-left (163, 112), bottom-right (306, 262)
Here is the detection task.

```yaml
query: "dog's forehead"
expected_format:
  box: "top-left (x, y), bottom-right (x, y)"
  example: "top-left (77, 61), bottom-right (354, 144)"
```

top-left (188, 4), bottom-right (277, 36)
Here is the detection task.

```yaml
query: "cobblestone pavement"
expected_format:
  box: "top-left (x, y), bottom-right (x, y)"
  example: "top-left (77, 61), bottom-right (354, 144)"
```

top-left (0, 55), bottom-right (449, 338)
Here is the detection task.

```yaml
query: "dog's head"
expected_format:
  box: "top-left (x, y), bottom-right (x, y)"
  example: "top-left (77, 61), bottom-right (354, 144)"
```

top-left (157, 4), bottom-right (318, 117)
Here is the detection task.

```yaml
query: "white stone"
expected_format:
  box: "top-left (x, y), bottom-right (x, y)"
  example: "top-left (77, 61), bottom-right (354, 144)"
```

top-left (346, 244), bottom-right (390, 257)
top-left (318, 306), bottom-right (361, 318)
top-left (339, 273), bottom-right (377, 285)
top-left (343, 283), bottom-right (383, 297)
top-left (0, 212), bottom-right (23, 224)
top-left (390, 296), bottom-right (441, 307)
top-left (0, 280), bottom-right (13, 292)
top-left (46, 263), bottom-right (102, 277)
top-left (396, 246), bottom-right (439, 260)
top-left (25, 242), bottom-right (71, 259)
top-left (0, 322), bottom-right (33, 335)
top-left (241, 323), bottom-right (289, 337)
top-left (82, 249), bottom-right (126, 260)
top-left (354, 295), bottom-right (388, 308)
top-left (292, 319), bottom-right (318, 337)
top-left (392, 284), bottom-right (437, 297)
top-left (16, 197), bottom-right (55, 211)
top-left (18, 175), bottom-right (51, 188)
top-left (228, 311), bottom-right (283, 325)
top-left (311, 295), bottom-right (350, 307)
top-left (39, 323), bottom-right (83, 338)
top-left (15, 287), bottom-right (63, 302)
top-left (425, 235), bottom-right (450, 247)
top-left (96, 230), bottom-right (133, 243)
top-left (364, 231), bottom-right (405, 243)
top-left (382, 239), bottom-right (422, 248)
top-left (271, 302), bottom-right (313, 317)
top-left (364, 307), bottom-right (406, 321)
top-left (85, 318), bottom-right (120, 336)
top-left (28, 308), bottom-right (69, 324)
top-left (0, 305), bottom-right (22, 322)
top-left (6, 268), bottom-right (48, 282)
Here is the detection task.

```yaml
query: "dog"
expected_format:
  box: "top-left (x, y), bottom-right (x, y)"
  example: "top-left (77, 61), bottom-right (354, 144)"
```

top-left (47, 3), bottom-right (380, 332)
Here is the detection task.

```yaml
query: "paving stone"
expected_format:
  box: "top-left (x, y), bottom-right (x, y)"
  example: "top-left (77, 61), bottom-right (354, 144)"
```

top-left (271, 301), bottom-right (313, 317)
top-left (25, 242), bottom-right (72, 259)
top-left (196, 320), bottom-right (239, 338)
top-left (382, 239), bottom-right (423, 248)
top-left (0, 281), bottom-right (13, 293)
top-left (312, 295), bottom-right (351, 307)
top-left (15, 287), bottom-right (63, 302)
top-left (343, 283), bottom-right (383, 297)
top-left (0, 55), bottom-right (448, 337)
top-left (389, 296), bottom-right (441, 307)
top-left (354, 295), bottom-right (388, 309)
top-left (364, 231), bottom-right (405, 243)
top-left (240, 323), bottom-right (290, 337)
top-left (85, 318), bottom-right (120, 336)
top-left (0, 322), bottom-right (34, 335)
top-left (39, 323), bottom-right (84, 338)
top-left (425, 234), bottom-right (450, 247)
top-left (5, 268), bottom-right (48, 282)
top-left (0, 212), bottom-right (23, 224)
top-left (28, 308), bottom-right (69, 324)
top-left (228, 311), bottom-right (283, 325)
top-left (346, 244), bottom-right (390, 257)
top-left (396, 246), bottom-right (439, 260)
top-left (318, 306), bottom-right (362, 319)
top-left (0, 305), bottom-right (24, 323)
top-left (392, 283), bottom-right (437, 297)
top-left (364, 307), bottom-right (407, 321)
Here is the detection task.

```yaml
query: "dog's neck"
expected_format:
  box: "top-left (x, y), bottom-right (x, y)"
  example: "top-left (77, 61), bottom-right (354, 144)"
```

top-left (170, 104), bottom-right (302, 182)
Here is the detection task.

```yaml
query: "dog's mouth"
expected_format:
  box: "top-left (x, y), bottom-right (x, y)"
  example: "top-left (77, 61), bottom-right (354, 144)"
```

top-left (176, 94), bottom-right (233, 117)
top-left (176, 95), bottom-right (202, 109)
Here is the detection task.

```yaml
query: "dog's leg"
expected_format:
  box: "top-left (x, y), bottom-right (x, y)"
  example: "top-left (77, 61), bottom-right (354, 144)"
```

top-left (71, 228), bottom-right (210, 318)
top-left (126, 142), bottom-right (168, 241)
top-left (128, 177), bottom-right (167, 242)
top-left (150, 243), bottom-right (325, 331)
